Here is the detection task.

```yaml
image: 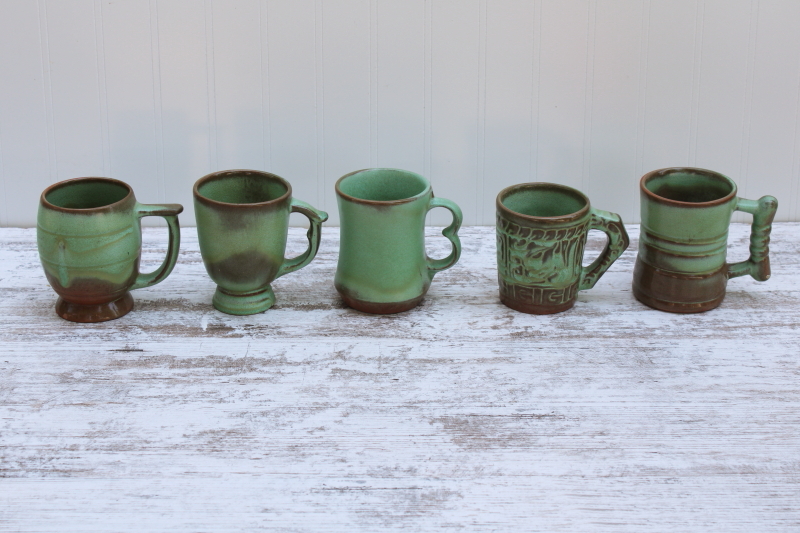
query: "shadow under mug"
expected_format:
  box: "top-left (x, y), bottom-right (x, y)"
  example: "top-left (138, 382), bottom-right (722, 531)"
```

top-left (334, 168), bottom-right (463, 314)
top-left (633, 167), bottom-right (778, 313)
top-left (193, 169), bottom-right (328, 315)
top-left (496, 182), bottom-right (630, 314)
top-left (37, 177), bottom-right (183, 322)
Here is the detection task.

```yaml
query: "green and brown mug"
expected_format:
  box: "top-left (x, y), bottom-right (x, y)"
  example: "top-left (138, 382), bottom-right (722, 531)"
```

top-left (496, 183), bottom-right (629, 314)
top-left (334, 168), bottom-right (462, 314)
top-left (633, 167), bottom-right (778, 313)
top-left (37, 177), bottom-right (183, 322)
top-left (193, 170), bottom-right (328, 315)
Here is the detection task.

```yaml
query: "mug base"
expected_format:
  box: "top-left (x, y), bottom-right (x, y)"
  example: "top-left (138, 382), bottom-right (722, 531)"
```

top-left (500, 295), bottom-right (576, 315)
top-left (340, 293), bottom-right (425, 315)
top-left (213, 286), bottom-right (275, 315)
top-left (55, 292), bottom-right (134, 322)
top-left (632, 259), bottom-right (726, 313)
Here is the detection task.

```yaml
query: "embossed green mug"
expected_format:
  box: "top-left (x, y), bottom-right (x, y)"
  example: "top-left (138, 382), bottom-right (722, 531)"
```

top-left (193, 170), bottom-right (328, 315)
top-left (633, 167), bottom-right (778, 313)
top-left (37, 177), bottom-right (183, 322)
top-left (335, 168), bottom-right (462, 314)
top-left (496, 183), bottom-right (629, 314)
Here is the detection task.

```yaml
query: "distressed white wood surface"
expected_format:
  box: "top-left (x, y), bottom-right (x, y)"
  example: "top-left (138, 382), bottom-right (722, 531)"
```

top-left (1, 224), bottom-right (799, 532)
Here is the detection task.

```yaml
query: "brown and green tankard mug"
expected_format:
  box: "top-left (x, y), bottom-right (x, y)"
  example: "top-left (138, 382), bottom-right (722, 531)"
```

top-left (193, 169), bottom-right (328, 315)
top-left (37, 177), bottom-right (183, 322)
top-left (633, 167), bottom-right (778, 313)
top-left (496, 183), bottom-right (629, 314)
top-left (334, 168), bottom-right (462, 314)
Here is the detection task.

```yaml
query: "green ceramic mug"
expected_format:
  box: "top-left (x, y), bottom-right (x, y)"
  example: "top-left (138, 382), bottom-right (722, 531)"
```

top-left (496, 183), bottom-right (630, 314)
top-left (633, 167), bottom-right (778, 313)
top-left (193, 169), bottom-right (328, 315)
top-left (37, 177), bottom-right (183, 322)
top-left (334, 168), bottom-right (462, 314)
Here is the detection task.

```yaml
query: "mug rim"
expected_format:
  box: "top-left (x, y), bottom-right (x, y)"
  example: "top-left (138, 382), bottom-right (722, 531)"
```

top-left (640, 167), bottom-right (738, 207)
top-left (194, 169), bottom-right (292, 208)
top-left (40, 177), bottom-right (133, 214)
top-left (335, 168), bottom-right (432, 206)
top-left (496, 182), bottom-right (591, 223)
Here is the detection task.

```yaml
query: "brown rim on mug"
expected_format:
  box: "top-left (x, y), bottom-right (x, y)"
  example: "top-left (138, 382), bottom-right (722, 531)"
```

top-left (640, 167), bottom-right (738, 208)
top-left (41, 177), bottom-right (134, 214)
top-left (496, 182), bottom-right (591, 228)
top-left (194, 169), bottom-right (293, 209)
top-left (335, 168), bottom-right (433, 207)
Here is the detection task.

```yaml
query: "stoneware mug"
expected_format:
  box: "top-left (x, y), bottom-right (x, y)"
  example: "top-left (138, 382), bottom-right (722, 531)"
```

top-left (633, 167), bottom-right (778, 313)
top-left (496, 182), bottom-right (629, 314)
top-left (37, 177), bottom-right (183, 322)
top-left (334, 168), bottom-right (462, 314)
top-left (194, 169), bottom-right (328, 315)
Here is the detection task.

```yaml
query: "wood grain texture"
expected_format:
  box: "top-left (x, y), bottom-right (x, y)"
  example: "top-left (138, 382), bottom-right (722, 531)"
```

top-left (1, 224), bottom-right (799, 531)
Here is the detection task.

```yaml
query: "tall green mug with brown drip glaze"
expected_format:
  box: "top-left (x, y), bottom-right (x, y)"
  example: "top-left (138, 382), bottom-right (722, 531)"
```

top-left (633, 167), bottom-right (778, 313)
top-left (334, 168), bottom-right (462, 314)
top-left (194, 170), bottom-right (328, 315)
top-left (37, 177), bottom-right (183, 322)
top-left (496, 183), bottom-right (629, 314)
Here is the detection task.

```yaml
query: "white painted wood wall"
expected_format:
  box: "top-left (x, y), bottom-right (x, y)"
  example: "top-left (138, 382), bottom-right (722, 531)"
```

top-left (1, 0), bottom-right (800, 227)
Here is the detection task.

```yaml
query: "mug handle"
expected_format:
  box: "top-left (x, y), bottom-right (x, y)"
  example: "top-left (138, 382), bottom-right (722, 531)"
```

top-left (425, 197), bottom-right (463, 279)
top-left (579, 208), bottom-right (630, 291)
top-left (276, 198), bottom-right (329, 278)
top-left (727, 195), bottom-right (778, 281)
top-left (131, 203), bottom-right (184, 290)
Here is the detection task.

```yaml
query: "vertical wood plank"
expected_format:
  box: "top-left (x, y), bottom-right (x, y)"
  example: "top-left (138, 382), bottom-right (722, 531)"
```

top-left (101, 0), bottom-right (159, 205)
top-left (430, 0), bottom-right (480, 226)
top-left (376, 0), bottom-right (425, 176)
top-left (586, 0), bottom-right (644, 223)
top-left (481, 0), bottom-right (536, 224)
top-left (742, 0), bottom-right (800, 221)
top-left (693, 0), bottom-right (750, 183)
top-left (321, 0), bottom-right (371, 220)
top-left (211, 0), bottom-right (264, 172)
top-left (266, 0), bottom-right (320, 214)
top-left (0, 1), bottom-right (50, 226)
top-left (640, 0), bottom-right (697, 172)
top-left (157, 0), bottom-right (210, 222)
top-left (44, 0), bottom-right (105, 182)
top-left (536, 1), bottom-right (590, 193)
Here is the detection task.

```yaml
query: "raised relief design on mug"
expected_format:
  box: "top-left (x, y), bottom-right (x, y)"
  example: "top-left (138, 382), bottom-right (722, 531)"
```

top-left (496, 215), bottom-right (588, 291)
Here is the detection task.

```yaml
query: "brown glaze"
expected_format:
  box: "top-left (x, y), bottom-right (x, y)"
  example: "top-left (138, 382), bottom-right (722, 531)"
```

top-left (206, 251), bottom-right (278, 288)
top-left (499, 280), bottom-right (579, 315)
top-left (44, 273), bottom-right (138, 306)
top-left (55, 292), bottom-right (134, 322)
top-left (40, 177), bottom-right (135, 215)
top-left (639, 167), bottom-right (736, 207)
top-left (336, 283), bottom-right (425, 314)
top-left (632, 259), bottom-right (728, 313)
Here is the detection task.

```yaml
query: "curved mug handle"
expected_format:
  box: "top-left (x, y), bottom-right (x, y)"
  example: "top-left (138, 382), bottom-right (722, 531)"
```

top-left (425, 196), bottom-right (463, 280)
top-left (579, 208), bottom-right (630, 291)
top-left (131, 203), bottom-right (184, 290)
top-left (277, 198), bottom-right (329, 278)
top-left (727, 195), bottom-right (778, 281)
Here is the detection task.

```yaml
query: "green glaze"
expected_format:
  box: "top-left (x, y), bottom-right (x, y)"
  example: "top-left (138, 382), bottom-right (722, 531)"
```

top-left (633, 167), bottom-right (778, 312)
top-left (37, 177), bottom-right (183, 322)
top-left (334, 168), bottom-right (462, 314)
top-left (193, 170), bottom-right (328, 315)
top-left (496, 183), bottom-right (629, 314)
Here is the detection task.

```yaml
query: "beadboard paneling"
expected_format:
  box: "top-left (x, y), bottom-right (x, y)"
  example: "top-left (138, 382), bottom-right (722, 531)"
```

top-left (1, 0), bottom-right (800, 226)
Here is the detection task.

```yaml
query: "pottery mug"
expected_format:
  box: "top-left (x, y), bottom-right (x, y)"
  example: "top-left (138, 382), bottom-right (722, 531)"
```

top-left (633, 167), bottom-right (778, 313)
top-left (194, 169), bottom-right (328, 315)
top-left (334, 168), bottom-right (462, 314)
top-left (496, 183), bottom-right (629, 314)
top-left (37, 177), bottom-right (183, 322)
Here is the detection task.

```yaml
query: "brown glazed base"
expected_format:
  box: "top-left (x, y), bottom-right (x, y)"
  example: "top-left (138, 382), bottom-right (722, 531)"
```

top-left (500, 295), bottom-right (576, 315)
top-left (55, 292), bottom-right (134, 322)
top-left (632, 259), bottom-right (727, 313)
top-left (340, 293), bottom-right (425, 315)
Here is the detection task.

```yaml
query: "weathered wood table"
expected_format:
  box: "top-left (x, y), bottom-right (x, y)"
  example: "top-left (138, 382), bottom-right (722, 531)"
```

top-left (1, 224), bottom-right (798, 532)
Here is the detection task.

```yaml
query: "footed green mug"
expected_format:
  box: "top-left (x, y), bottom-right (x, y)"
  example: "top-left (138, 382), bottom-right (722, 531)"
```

top-left (334, 168), bottom-right (462, 314)
top-left (633, 167), bottom-right (778, 313)
top-left (37, 177), bottom-right (183, 322)
top-left (194, 170), bottom-right (328, 315)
